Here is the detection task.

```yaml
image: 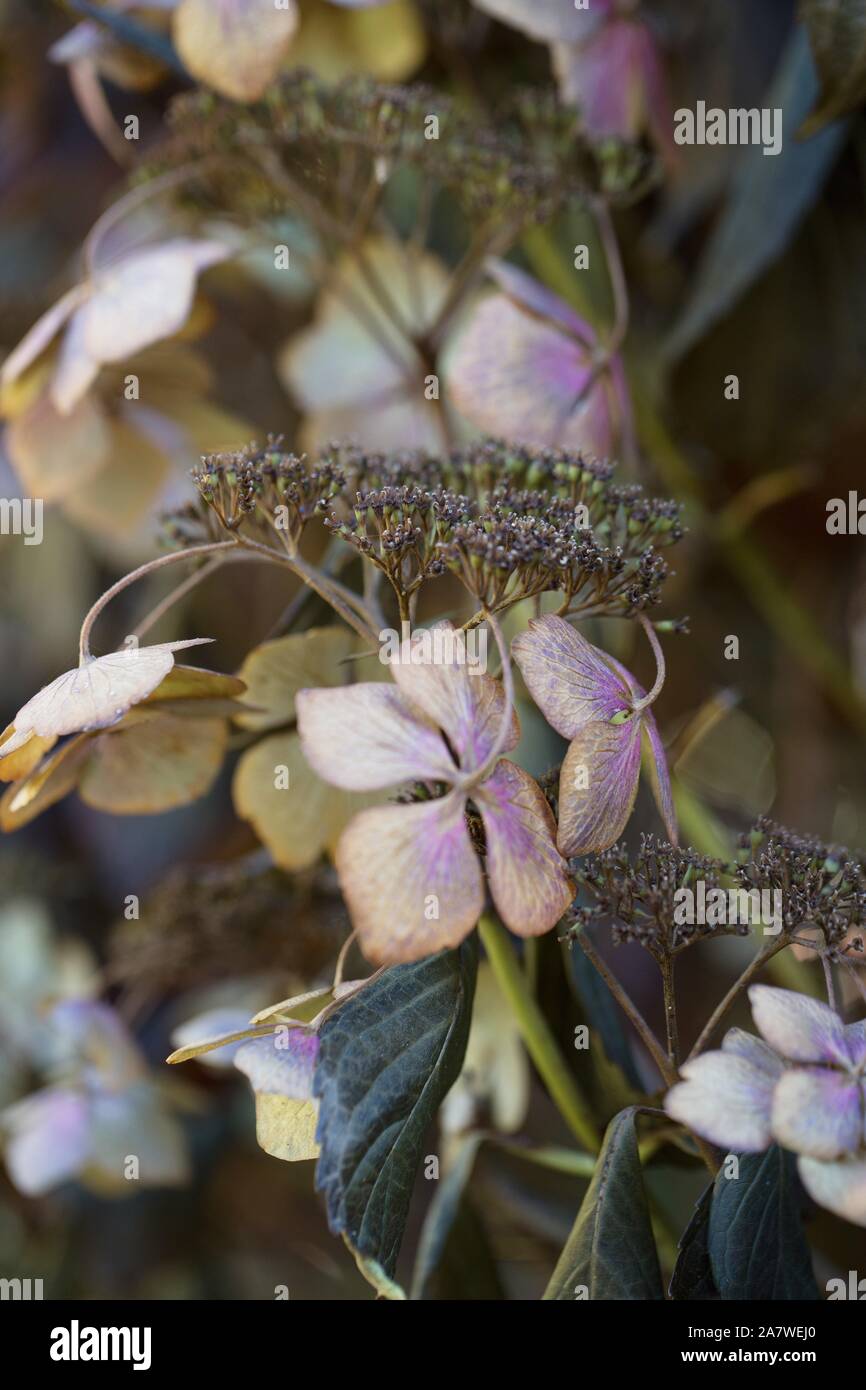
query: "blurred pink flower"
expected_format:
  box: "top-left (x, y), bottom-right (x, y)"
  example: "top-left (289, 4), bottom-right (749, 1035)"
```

top-left (449, 260), bottom-right (629, 456)
top-left (1, 1001), bottom-right (188, 1196)
top-left (472, 1), bottom-right (675, 169)
top-left (512, 614), bottom-right (676, 856)
top-left (665, 986), bottom-right (866, 1228)
top-left (553, 14), bottom-right (676, 169)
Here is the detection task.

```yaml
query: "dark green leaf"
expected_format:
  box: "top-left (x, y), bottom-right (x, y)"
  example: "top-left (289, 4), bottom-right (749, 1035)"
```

top-left (313, 939), bottom-right (477, 1289)
top-left (665, 27), bottom-right (848, 362)
top-left (801, 0), bottom-right (866, 134)
top-left (410, 1135), bottom-right (503, 1300)
top-left (669, 1183), bottom-right (718, 1301)
top-left (543, 1107), bottom-right (664, 1301)
top-left (708, 1147), bottom-right (820, 1300)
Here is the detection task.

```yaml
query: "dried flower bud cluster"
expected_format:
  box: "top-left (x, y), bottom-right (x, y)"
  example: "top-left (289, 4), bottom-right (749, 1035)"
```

top-left (183, 437), bottom-right (682, 617)
top-left (736, 819), bottom-right (866, 948)
top-left (566, 836), bottom-right (731, 957)
top-left (326, 440), bottom-right (681, 614)
top-left (324, 484), bottom-right (470, 603)
top-left (154, 73), bottom-right (653, 227)
top-left (191, 440), bottom-right (343, 545)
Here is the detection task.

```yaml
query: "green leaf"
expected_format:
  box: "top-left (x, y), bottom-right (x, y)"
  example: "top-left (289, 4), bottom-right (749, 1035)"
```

top-left (801, 0), bottom-right (866, 133)
top-left (669, 1184), bottom-right (718, 1301)
top-left (665, 27), bottom-right (848, 362)
top-left (708, 1147), bottom-right (819, 1300)
top-left (313, 939), bottom-right (477, 1290)
top-left (410, 1135), bottom-right (504, 1301)
top-left (542, 1107), bottom-right (664, 1301)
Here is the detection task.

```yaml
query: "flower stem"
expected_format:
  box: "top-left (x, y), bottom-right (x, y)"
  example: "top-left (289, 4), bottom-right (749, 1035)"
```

top-left (577, 933), bottom-right (676, 1086)
top-left (659, 953), bottom-right (679, 1069)
top-left (478, 914), bottom-right (600, 1152)
top-left (687, 936), bottom-right (790, 1061)
top-left (78, 540), bottom-right (240, 663)
top-left (631, 611), bottom-right (666, 713)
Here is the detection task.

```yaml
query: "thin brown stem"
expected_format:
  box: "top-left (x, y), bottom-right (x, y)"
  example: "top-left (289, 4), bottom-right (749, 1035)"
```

top-left (593, 196), bottom-right (629, 353)
top-left (632, 611), bottom-right (666, 712)
top-left (131, 555), bottom-right (228, 642)
top-left (659, 954), bottom-right (679, 1069)
top-left (78, 540), bottom-right (240, 662)
top-left (577, 933), bottom-right (675, 1086)
top-left (687, 937), bottom-right (790, 1061)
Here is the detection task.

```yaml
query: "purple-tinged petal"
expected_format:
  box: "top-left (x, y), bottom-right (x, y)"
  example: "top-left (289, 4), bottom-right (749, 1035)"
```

top-left (449, 292), bottom-right (617, 455)
top-left (553, 20), bottom-right (676, 169)
top-left (470, 0), bottom-right (608, 44)
top-left (749, 985), bottom-right (856, 1067)
top-left (721, 1028), bottom-right (785, 1079)
top-left (236, 1030), bottom-right (322, 1163)
top-left (641, 711), bottom-right (678, 845)
top-left (234, 1029), bottom-right (319, 1101)
top-left (798, 1154), bottom-right (866, 1228)
top-left (475, 759), bottom-right (573, 936)
top-left (2, 1087), bottom-right (90, 1194)
top-left (557, 717), bottom-right (642, 857)
top-left (512, 615), bottom-right (632, 740)
top-left (664, 1051), bottom-right (776, 1153)
top-left (770, 1068), bottom-right (861, 1161)
top-left (335, 793), bottom-right (484, 964)
top-left (485, 259), bottom-right (594, 342)
top-left (843, 1017), bottom-right (866, 1067)
top-left (388, 627), bottom-right (518, 773)
top-left (295, 683), bottom-right (455, 791)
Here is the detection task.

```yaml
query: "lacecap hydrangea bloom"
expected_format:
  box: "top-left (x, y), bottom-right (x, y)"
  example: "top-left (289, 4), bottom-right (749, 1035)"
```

top-left (665, 986), bottom-right (866, 1226)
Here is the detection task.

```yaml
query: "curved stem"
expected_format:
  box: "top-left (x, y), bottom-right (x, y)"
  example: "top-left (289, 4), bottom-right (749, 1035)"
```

top-left (687, 937), bottom-right (789, 1061)
top-left (631, 611), bottom-right (666, 713)
top-left (593, 196), bottom-right (629, 354)
top-left (578, 933), bottom-right (676, 1086)
top-left (461, 610), bottom-right (515, 790)
top-left (236, 536), bottom-right (378, 643)
top-left (479, 914), bottom-right (600, 1152)
top-left (78, 540), bottom-right (240, 663)
top-left (131, 554), bottom-right (228, 642)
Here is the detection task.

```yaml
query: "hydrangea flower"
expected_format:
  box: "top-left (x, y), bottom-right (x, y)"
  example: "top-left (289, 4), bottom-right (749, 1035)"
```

top-left (665, 986), bottom-right (866, 1227)
top-left (296, 627), bottom-right (573, 964)
top-left (512, 614), bottom-right (676, 856)
top-left (1, 1002), bottom-right (188, 1196)
top-left (552, 11), bottom-right (676, 170)
top-left (449, 260), bottom-right (629, 457)
top-left (471, 1), bottom-right (675, 169)
top-left (168, 980), bottom-right (363, 1161)
top-left (232, 626), bottom-right (384, 871)
top-left (279, 238), bottom-right (461, 453)
top-left (0, 645), bottom-right (242, 830)
top-left (0, 639), bottom-right (213, 760)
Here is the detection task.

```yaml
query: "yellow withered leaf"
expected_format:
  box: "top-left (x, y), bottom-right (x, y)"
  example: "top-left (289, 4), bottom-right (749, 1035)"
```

top-left (0, 726), bottom-right (57, 782)
top-left (250, 1094), bottom-right (320, 1162)
top-left (79, 713), bottom-right (227, 814)
top-left (0, 736), bottom-right (93, 831)
top-left (234, 626), bottom-right (357, 731)
top-left (173, 0), bottom-right (299, 103)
